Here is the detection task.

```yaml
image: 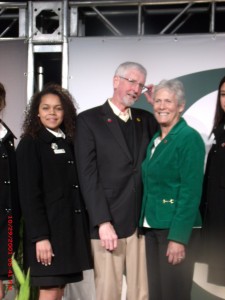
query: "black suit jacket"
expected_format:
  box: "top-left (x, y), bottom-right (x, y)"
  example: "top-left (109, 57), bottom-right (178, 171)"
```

top-left (75, 101), bottom-right (158, 238)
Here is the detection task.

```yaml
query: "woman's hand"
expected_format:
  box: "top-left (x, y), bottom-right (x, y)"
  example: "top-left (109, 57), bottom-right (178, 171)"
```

top-left (36, 239), bottom-right (55, 266)
top-left (166, 241), bottom-right (186, 265)
top-left (0, 280), bottom-right (4, 300)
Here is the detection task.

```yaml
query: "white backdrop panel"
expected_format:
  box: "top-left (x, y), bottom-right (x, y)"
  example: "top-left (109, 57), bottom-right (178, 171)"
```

top-left (68, 34), bottom-right (225, 113)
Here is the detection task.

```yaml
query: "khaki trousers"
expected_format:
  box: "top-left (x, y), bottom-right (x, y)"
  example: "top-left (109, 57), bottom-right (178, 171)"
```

top-left (91, 231), bottom-right (148, 300)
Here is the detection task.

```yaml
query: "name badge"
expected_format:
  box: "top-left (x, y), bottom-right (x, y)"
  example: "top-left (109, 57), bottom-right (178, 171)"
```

top-left (51, 142), bottom-right (65, 154)
top-left (54, 149), bottom-right (66, 154)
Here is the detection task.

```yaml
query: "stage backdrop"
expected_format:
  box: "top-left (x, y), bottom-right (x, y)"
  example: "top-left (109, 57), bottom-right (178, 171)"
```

top-left (0, 40), bottom-right (27, 142)
top-left (68, 34), bottom-right (225, 300)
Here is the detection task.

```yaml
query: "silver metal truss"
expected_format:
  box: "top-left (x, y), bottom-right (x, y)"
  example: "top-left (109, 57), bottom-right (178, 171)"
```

top-left (0, 1), bottom-right (225, 39)
top-left (68, 0), bottom-right (225, 36)
top-left (0, 1), bottom-right (26, 38)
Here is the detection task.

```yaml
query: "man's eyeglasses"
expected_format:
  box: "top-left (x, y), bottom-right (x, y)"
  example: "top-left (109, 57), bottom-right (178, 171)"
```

top-left (119, 76), bottom-right (148, 91)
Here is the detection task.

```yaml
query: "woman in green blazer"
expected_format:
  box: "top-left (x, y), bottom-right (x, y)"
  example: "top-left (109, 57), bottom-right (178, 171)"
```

top-left (140, 79), bottom-right (205, 300)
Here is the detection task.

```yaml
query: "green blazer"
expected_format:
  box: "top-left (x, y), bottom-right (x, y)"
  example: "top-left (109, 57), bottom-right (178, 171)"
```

top-left (139, 118), bottom-right (205, 245)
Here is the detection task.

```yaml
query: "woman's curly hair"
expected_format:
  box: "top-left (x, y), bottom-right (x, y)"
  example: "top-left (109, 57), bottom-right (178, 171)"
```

top-left (21, 84), bottom-right (77, 141)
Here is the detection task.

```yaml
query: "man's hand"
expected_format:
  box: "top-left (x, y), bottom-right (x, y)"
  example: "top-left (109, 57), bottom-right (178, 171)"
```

top-left (99, 222), bottom-right (118, 251)
top-left (143, 84), bottom-right (154, 105)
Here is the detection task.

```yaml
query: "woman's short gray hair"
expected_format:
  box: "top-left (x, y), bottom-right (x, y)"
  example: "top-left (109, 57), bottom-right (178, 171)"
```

top-left (153, 79), bottom-right (186, 106)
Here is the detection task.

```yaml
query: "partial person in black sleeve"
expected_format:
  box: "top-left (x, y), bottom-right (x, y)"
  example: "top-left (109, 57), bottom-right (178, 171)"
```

top-left (0, 82), bottom-right (21, 300)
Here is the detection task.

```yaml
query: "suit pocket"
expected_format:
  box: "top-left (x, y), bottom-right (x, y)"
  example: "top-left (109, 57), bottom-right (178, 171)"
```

top-left (155, 194), bottom-right (177, 222)
top-left (104, 188), bottom-right (119, 210)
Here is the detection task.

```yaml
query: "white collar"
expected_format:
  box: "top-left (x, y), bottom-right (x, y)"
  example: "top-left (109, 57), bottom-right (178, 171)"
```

top-left (46, 128), bottom-right (66, 139)
top-left (0, 122), bottom-right (7, 139)
top-left (108, 99), bottom-right (132, 122)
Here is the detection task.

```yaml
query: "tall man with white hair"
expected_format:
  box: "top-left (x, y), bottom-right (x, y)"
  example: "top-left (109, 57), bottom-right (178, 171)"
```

top-left (75, 62), bottom-right (158, 300)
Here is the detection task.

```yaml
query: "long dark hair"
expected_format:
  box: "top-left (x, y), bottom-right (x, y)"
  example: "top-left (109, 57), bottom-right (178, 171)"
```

top-left (211, 76), bottom-right (225, 134)
top-left (0, 82), bottom-right (6, 112)
top-left (21, 84), bottom-right (77, 141)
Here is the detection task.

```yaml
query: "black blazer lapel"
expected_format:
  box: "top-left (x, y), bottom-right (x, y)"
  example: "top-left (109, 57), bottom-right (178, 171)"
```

top-left (38, 127), bottom-right (56, 143)
top-left (0, 120), bottom-right (17, 141)
top-left (101, 102), bottom-right (133, 161)
top-left (131, 109), bottom-right (143, 165)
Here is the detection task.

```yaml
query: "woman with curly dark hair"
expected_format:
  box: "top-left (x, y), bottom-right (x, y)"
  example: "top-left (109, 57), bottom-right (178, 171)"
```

top-left (16, 84), bottom-right (92, 300)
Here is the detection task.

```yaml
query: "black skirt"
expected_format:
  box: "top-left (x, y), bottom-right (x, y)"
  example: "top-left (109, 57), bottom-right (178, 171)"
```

top-left (31, 272), bottom-right (83, 287)
top-left (0, 274), bottom-right (8, 280)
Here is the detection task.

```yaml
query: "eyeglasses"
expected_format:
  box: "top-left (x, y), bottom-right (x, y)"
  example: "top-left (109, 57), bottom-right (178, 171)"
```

top-left (119, 76), bottom-right (148, 91)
